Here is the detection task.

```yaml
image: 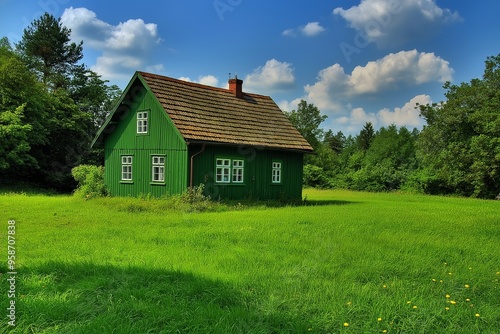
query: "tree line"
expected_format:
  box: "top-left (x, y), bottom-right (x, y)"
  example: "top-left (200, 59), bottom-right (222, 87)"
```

top-left (0, 13), bottom-right (121, 191)
top-left (286, 54), bottom-right (500, 199)
top-left (1, 13), bottom-right (498, 199)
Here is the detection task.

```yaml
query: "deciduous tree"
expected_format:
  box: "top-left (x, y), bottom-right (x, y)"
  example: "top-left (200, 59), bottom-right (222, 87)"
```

top-left (417, 54), bottom-right (500, 198)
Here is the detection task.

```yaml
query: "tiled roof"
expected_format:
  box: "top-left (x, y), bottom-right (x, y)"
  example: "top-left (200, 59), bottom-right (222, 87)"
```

top-left (138, 72), bottom-right (313, 152)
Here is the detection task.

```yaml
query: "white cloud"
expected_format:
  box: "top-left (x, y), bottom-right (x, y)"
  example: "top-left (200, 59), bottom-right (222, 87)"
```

top-left (244, 59), bottom-right (295, 93)
top-left (337, 107), bottom-right (378, 132)
top-left (282, 22), bottom-right (326, 37)
top-left (304, 50), bottom-right (452, 112)
top-left (334, 94), bottom-right (431, 133)
top-left (278, 98), bottom-right (302, 113)
top-left (282, 29), bottom-right (296, 37)
top-left (178, 75), bottom-right (220, 87)
top-left (198, 75), bottom-right (219, 87)
top-left (377, 94), bottom-right (431, 127)
top-left (333, 0), bottom-right (461, 47)
top-left (145, 64), bottom-right (165, 73)
top-left (301, 22), bottom-right (326, 36)
top-left (60, 7), bottom-right (163, 80)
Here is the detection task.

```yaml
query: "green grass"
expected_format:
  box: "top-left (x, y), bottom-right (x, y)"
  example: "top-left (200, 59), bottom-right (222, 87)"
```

top-left (1, 189), bottom-right (499, 333)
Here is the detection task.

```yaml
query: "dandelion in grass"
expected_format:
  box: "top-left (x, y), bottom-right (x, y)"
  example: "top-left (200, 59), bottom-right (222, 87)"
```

top-left (382, 284), bottom-right (387, 288)
top-left (445, 307), bottom-right (450, 311)
top-left (412, 305), bottom-right (418, 309)
top-left (382, 330), bottom-right (387, 333)
top-left (465, 284), bottom-right (470, 288)
top-left (466, 298), bottom-right (471, 302)
top-left (450, 300), bottom-right (457, 305)
top-left (475, 313), bottom-right (480, 317)
top-left (406, 301), bottom-right (411, 304)
top-left (432, 278), bottom-right (437, 282)
top-left (343, 322), bottom-right (349, 327)
top-left (377, 317), bottom-right (382, 322)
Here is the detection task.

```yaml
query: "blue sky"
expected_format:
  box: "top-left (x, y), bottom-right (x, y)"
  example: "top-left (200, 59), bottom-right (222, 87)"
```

top-left (1, 0), bottom-right (499, 135)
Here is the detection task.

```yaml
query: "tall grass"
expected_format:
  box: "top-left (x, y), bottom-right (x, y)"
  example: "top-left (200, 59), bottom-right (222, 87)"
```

top-left (0, 189), bottom-right (499, 333)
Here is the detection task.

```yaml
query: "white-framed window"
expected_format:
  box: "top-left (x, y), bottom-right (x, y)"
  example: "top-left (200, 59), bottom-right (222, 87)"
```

top-left (216, 158), bottom-right (245, 184)
top-left (152, 156), bottom-right (165, 182)
top-left (121, 156), bottom-right (133, 181)
top-left (272, 161), bottom-right (282, 184)
top-left (232, 160), bottom-right (244, 183)
top-left (137, 111), bottom-right (148, 134)
top-left (216, 159), bottom-right (231, 183)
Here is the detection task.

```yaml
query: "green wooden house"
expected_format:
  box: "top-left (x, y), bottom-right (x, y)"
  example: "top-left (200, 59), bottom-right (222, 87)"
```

top-left (92, 71), bottom-right (313, 200)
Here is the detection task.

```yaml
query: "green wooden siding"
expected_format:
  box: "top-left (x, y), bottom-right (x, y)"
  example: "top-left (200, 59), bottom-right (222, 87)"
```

top-left (104, 87), bottom-right (188, 197)
top-left (188, 145), bottom-right (304, 200)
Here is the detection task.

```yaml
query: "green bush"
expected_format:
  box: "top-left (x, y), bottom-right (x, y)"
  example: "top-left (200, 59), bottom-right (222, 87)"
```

top-left (71, 165), bottom-right (109, 199)
top-left (303, 164), bottom-right (330, 188)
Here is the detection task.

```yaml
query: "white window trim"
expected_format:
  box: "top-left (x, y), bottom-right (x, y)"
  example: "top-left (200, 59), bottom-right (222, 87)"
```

top-left (152, 156), bottom-right (165, 183)
top-left (137, 111), bottom-right (148, 134)
top-left (272, 161), bottom-right (282, 184)
top-left (121, 156), bottom-right (133, 181)
top-left (232, 159), bottom-right (244, 183)
top-left (216, 158), bottom-right (231, 183)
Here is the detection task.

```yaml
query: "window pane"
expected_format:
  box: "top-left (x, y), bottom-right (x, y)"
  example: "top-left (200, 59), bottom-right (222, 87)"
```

top-left (152, 156), bottom-right (165, 182)
top-left (232, 160), bottom-right (244, 183)
top-left (137, 112), bottom-right (148, 133)
top-left (272, 162), bottom-right (282, 183)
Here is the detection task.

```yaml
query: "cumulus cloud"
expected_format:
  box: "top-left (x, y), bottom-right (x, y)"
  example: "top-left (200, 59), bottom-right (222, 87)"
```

top-left (244, 59), bottom-right (295, 93)
top-left (333, 0), bottom-right (461, 47)
top-left (60, 7), bottom-right (163, 80)
top-left (301, 22), bottom-right (326, 36)
top-left (282, 22), bottom-right (326, 37)
top-left (334, 94), bottom-right (431, 133)
top-left (337, 107), bottom-right (379, 132)
top-left (377, 94), bottom-right (431, 127)
top-left (304, 50), bottom-right (452, 112)
top-left (179, 75), bottom-right (220, 87)
top-left (278, 98), bottom-right (302, 113)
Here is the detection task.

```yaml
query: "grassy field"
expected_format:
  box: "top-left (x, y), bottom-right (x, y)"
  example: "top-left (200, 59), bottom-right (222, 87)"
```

top-left (1, 189), bottom-right (499, 333)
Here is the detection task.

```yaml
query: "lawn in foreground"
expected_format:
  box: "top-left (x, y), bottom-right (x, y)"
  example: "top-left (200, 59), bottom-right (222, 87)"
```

top-left (0, 189), bottom-right (499, 333)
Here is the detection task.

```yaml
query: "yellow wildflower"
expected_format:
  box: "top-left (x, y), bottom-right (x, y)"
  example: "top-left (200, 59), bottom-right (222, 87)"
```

top-left (465, 284), bottom-right (470, 288)
top-left (343, 322), bottom-right (349, 327)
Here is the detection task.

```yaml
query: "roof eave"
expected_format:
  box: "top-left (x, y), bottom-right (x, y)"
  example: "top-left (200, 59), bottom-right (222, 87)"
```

top-left (186, 139), bottom-right (314, 154)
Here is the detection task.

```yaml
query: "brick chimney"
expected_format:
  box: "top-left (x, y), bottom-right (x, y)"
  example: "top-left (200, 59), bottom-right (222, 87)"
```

top-left (228, 76), bottom-right (243, 98)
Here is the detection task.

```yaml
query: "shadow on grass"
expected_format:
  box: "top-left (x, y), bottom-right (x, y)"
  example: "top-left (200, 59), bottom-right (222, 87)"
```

top-left (222, 198), bottom-right (359, 209)
top-left (9, 261), bottom-right (311, 333)
top-left (303, 199), bottom-right (359, 206)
